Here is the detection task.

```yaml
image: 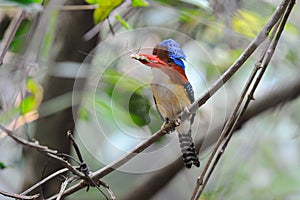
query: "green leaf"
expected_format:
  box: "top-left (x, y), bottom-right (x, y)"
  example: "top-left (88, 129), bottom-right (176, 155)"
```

top-left (85, 0), bottom-right (100, 4)
top-left (78, 107), bottom-right (90, 121)
top-left (21, 96), bottom-right (35, 115)
top-left (20, 79), bottom-right (43, 115)
top-left (7, 0), bottom-right (42, 4)
top-left (0, 162), bottom-right (7, 170)
top-left (92, 0), bottom-right (123, 24)
top-left (129, 93), bottom-right (150, 126)
top-left (103, 69), bottom-right (144, 93)
top-left (10, 20), bottom-right (31, 53)
top-left (132, 0), bottom-right (149, 7)
top-left (115, 15), bottom-right (132, 30)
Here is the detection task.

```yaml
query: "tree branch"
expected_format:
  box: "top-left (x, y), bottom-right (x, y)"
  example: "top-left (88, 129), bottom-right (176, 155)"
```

top-left (0, 9), bottom-right (26, 66)
top-left (0, 189), bottom-right (39, 200)
top-left (20, 168), bottom-right (69, 196)
top-left (0, 124), bottom-right (87, 180)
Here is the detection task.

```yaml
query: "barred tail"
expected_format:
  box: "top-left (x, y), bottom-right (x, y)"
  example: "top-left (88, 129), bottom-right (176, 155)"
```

top-left (178, 131), bottom-right (200, 168)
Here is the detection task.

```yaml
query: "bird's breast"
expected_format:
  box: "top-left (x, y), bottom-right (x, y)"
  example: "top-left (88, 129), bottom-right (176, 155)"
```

top-left (151, 68), bottom-right (191, 120)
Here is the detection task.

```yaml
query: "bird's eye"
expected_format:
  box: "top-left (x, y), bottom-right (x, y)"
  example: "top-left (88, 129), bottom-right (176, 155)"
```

top-left (167, 58), bottom-right (173, 65)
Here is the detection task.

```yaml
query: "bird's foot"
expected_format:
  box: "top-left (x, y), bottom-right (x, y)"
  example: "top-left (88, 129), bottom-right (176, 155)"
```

top-left (174, 118), bottom-right (181, 126)
top-left (161, 121), bottom-right (171, 134)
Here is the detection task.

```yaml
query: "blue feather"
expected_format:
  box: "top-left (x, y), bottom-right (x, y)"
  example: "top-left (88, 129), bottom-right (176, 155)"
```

top-left (158, 39), bottom-right (186, 69)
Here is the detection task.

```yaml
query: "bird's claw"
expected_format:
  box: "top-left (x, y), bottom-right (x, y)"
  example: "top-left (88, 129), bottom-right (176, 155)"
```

top-left (161, 122), bottom-right (171, 134)
top-left (174, 118), bottom-right (181, 126)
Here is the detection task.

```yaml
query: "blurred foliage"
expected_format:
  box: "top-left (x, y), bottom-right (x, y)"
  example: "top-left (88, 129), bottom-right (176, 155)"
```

top-left (85, 0), bottom-right (148, 24)
top-left (129, 92), bottom-right (150, 126)
top-left (10, 20), bottom-right (31, 53)
top-left (0, 162), bottom-right (7, 170)
top-left (232, 9), bottom-right (266, 38)
top-left (132, 0), bottom-right (149, 7)
top-left (5, 0), bottom-right (42, 4)
top-left (94, 69), bottom-right (153, 128)
top-left (40, 10), bottom-right (58, 61)
top-left (20, 78), bottom-right (43, 115)
top-left (115, 14), bottom-right (132, 30)
top-left (86, 0), bottom-right (123, 24)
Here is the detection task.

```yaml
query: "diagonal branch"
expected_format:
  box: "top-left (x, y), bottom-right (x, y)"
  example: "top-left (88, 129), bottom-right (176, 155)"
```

top-left (0, 10), bottom-right (26, 66)
top-left (0, 124), bottom-right (86, 179)
top-left (0, 189), bottom-right (39, 200)
top-left (20, 168), bottom-right (69, 196)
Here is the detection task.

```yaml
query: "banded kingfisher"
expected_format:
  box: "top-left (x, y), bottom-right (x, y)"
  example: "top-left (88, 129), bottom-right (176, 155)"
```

top-left (131, 39), bottom-right (200, 168)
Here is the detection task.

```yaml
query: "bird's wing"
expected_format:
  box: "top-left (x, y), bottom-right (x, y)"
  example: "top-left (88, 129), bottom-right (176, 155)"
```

top-left (153, 95), bottom-right (165, 122)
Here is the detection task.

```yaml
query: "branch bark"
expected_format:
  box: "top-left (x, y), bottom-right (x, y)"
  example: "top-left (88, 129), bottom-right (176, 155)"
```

top-left (0, 189), bottom-right (39, 200)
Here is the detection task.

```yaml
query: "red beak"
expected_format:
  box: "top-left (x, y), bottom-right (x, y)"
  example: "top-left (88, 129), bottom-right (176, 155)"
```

top-left (131, 53), bottom-right (168, 68)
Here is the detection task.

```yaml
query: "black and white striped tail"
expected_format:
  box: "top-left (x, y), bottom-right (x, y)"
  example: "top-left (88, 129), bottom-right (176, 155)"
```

top-left (178, 132), bottom-right (200, 168)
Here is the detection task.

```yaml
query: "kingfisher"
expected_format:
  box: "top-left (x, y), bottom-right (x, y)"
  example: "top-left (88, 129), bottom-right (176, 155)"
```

top-left (131, 39), bottom-right (200, 168)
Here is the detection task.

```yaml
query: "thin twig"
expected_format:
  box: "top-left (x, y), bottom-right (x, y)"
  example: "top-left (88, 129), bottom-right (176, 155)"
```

top-left (56, 178), bottom-right (70, 200)
top-left (104, 186), bottom-right (116, 200)
top-left (0, 124), bottom-right (57, 154)
top-left (0, 124), bottom-right (86, 179)
top-left (53, 4), bottom-right (98, 11)
top-left (67, 130), bottom-right (84, 163)
top-left (20, 168), bottom-right (69, 195)
top-left (0, 189), bottom-right (39, 200)
top-left (0, 9), bottom-right (26, 66)
top-left (67, 130), bottom-right (115, 200)
top-left (107, 17), bottom-right (115, 36)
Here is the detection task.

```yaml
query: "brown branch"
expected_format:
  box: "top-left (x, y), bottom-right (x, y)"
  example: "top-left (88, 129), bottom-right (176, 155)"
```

top-left (53, 4), bottom-right (99, 10)
top-left (0, 9), bottom-right (26, 65)
top-left (56, 178), bottom-right (70, 200)
top-left (0, 124), bottom-right (86, 180)
top-left (0, 124), bottom-right (57, 154)
top-left (0, 189), bottom-right (39, 200)
top-left (20, 168), bottom-right (69, 196)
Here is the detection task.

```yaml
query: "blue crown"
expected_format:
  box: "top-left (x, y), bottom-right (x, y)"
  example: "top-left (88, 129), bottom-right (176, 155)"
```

top-left (159, 39), bottom-right (186, 69)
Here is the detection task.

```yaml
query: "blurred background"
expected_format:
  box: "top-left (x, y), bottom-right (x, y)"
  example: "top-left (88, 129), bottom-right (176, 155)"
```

top-left (0, 0), bottom-right (299, 199)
